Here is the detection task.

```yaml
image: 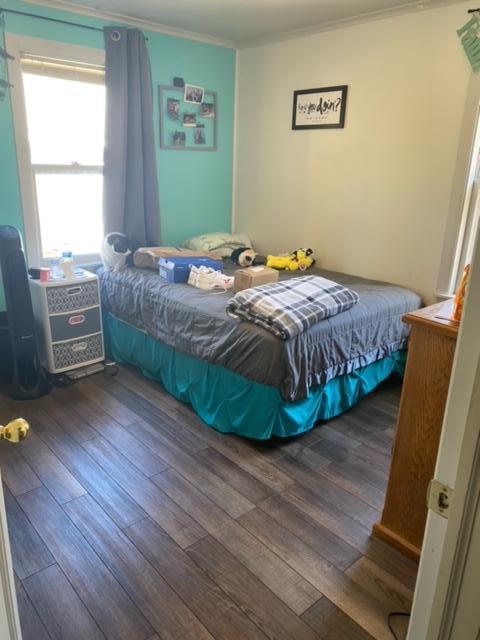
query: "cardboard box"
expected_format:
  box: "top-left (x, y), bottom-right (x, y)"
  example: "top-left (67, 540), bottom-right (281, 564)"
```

top-left (234, 266), bottom-right (279, 293)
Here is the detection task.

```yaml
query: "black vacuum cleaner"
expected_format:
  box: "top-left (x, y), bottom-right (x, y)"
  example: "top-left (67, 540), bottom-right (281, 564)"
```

top-left (0, 225), bottom-right (50, 399)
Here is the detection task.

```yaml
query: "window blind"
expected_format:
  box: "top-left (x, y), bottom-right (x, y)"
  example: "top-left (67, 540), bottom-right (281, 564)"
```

top-left (20, 54), bottom-right (104, 84)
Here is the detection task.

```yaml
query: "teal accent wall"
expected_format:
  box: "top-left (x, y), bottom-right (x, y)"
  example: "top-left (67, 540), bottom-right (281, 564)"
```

top-left (0, 0), bottom-right (235, 254)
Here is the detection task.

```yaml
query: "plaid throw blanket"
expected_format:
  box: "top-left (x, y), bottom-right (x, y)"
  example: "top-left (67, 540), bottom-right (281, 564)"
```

top-left (226, 275), bottom-right (360, 340)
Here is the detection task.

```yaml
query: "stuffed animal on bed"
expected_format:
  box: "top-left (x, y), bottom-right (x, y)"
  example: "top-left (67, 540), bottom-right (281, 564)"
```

top-left (231, 247), bottom-right (258, 267)
top-left (293, 248), bottom-right (315, 271)
top-left (266, 254), bottom-right (298, 270)
top-left (101, 232), bottom-right (132, 271)
top-left (266, 248), bottom-right (315, 271)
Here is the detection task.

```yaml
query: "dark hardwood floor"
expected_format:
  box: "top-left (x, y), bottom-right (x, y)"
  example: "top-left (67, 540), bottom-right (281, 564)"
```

top-left (0, 366), bottom-right (417, 640)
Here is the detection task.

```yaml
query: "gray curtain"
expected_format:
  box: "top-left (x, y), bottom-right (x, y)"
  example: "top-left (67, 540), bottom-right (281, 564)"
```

top-left (103, 27), bottom-right (161, 245)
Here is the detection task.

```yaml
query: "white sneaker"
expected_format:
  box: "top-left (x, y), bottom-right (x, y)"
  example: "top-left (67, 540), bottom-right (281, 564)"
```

top-left (188, 266), bottom-right (234, 291)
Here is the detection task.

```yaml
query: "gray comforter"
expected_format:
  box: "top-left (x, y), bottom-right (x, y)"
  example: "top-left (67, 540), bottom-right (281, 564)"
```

top-left (99, 265), bottom-right (421, 401)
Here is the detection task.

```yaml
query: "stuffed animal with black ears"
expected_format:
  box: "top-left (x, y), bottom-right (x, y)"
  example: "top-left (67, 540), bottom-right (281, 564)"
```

top-left (231, 247), bottom-right (257, 267)
top-left (293, 248), bottom-right (315, 271)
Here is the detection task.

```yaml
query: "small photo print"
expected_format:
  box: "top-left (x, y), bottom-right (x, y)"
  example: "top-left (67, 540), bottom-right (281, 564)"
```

top-left (184, 83), bottom-right (204, 104)
top-left (183, 113), bottom-right (197, 127)
top-left (173, 131), bottom-right (186, 146)
top-left (194, 126), bottom-right (205, 145)
top-left (200, 102), bottom-right (215, 118)
top-left (167, 98), bottom-right (180, 120)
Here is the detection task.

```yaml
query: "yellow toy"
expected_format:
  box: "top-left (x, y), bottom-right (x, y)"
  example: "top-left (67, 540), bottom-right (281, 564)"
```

top-left (266, 254), bottom-right (298, 270)
top-left (266, 248), bottom-right (315, 271)
top-left (294, 248), bottom-right (315, 271)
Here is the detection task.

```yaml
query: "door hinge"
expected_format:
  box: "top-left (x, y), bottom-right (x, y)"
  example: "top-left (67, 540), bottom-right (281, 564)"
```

top-left (427, 479), bottom-right (454, 518)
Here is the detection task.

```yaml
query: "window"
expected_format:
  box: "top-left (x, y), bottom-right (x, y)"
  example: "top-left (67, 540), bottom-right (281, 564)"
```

top-left (6, 37), bottom-right (106, 266)
top-left (449, 110), bottom-right (480, 294)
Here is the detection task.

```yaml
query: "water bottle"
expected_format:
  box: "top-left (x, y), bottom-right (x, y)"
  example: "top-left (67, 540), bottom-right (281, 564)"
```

top-left (61, 250), bottom-right (73, 264)
top-left (60, 247), bottom-right (75, 279)
top-left (49, 253), bottom-right (63, 280)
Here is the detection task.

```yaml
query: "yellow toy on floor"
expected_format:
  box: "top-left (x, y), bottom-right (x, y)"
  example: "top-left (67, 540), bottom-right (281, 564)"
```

top-left (266, 248), bottom-right (315, 272)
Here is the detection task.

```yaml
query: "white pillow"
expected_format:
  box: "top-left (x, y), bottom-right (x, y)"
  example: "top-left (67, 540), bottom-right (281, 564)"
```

top-left (183, 232), bottom-right (252, 258)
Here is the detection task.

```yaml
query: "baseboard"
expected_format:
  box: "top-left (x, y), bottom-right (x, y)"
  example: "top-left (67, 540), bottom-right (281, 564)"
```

top-left (372, 521), bottom-right (421, 562)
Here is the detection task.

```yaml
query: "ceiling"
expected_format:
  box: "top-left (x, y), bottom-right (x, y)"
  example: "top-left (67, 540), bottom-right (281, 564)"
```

top-left (42, 0), bottom-right (465, 45)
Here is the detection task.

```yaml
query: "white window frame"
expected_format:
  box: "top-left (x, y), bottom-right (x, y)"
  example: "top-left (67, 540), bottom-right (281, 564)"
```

top-left (437, 73), bottom-right (480, 298)
top-left (5, 34), bottom-right (105, 267)
top-left (446, 106), bottom-right (480, 294)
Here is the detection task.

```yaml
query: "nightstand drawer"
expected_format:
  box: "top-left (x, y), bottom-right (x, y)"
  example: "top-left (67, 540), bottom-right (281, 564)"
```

top-left (52, 333), bottom-right (104, 372)
top-left (46, 280), bottom-right (99, 314)
top-left (49, 307), bottom-right (101, 343)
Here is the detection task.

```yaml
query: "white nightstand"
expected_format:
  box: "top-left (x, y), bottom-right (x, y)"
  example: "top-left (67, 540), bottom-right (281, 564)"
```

top-left (29, 269), bottom-right (104, 374)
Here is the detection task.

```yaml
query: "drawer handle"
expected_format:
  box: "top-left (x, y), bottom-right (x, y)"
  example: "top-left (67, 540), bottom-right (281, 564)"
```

top-left (71, 342), bottom-right (87, 353)
top-left (68, 315), bottom-right (85, 326)
top-left (67, 287), bottom-right (81, 295)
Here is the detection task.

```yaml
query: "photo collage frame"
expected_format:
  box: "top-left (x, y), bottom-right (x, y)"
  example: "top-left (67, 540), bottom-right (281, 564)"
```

top-left (159, 84), bottom-right (218, 151)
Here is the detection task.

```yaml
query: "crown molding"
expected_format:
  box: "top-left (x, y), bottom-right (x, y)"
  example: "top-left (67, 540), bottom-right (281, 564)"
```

top-left (237, 0), bottom-right (468, 49)
top-left (21, 0), bottom-right (467, 51)
top-left (23, 0), bottom-right (236, 48)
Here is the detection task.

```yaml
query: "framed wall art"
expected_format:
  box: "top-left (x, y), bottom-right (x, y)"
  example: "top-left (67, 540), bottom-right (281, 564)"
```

top-left (292, 85), bottom-right (348, 130)
top-left (159, 85), bottom-right (217, 151)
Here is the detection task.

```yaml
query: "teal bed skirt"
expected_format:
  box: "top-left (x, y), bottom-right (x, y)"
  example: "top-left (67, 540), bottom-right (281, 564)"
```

top-left (105, 313), bottom-right (405, 440)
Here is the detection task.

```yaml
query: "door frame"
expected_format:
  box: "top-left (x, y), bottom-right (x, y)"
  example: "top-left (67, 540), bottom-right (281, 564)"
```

top-left (0, 470), bottom-right (22, 640)
top-left (439, 360), bottom-right (480, 638)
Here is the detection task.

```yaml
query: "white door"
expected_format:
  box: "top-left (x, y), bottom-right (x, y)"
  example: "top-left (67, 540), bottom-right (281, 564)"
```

top-left (0, 477), bottom-right (22, 640)
top-left (0, 419), bottom-right (30, 640)
top-left (408, 224), bottom-right (480, 639)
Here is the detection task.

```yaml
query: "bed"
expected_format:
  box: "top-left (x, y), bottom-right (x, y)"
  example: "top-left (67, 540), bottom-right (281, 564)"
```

top-left (99, 265), bottom-right (421, 439)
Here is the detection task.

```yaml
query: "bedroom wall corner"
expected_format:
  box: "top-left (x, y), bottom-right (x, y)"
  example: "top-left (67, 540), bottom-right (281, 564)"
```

top-left (234, 1), bottom-right (472, 303)
top-left (231, 47), bottom-right (240, 233)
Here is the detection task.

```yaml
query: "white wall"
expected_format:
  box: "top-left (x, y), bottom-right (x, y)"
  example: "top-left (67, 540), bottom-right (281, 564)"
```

top-left (235, 2), bottom-right (472, 302)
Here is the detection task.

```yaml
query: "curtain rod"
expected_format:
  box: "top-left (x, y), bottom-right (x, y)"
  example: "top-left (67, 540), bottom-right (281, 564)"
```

top-left (0, 7), bottom-right (104, 32)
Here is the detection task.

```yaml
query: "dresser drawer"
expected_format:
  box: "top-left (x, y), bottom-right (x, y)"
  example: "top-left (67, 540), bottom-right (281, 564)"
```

top-left (49, 307), bottom-right (101, 343)
top-left (46, 280), bottom-right (99, 314)
top-left (52, 333), bottom-right (104, 371)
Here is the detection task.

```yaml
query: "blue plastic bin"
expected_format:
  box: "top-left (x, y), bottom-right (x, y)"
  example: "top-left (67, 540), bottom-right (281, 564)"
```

top-left (159, 257), bottom-right (224, 283)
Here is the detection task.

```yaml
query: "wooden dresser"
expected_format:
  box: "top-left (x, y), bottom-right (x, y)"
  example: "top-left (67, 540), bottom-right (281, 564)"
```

top-left (373, 301), bottom-right (459, 560)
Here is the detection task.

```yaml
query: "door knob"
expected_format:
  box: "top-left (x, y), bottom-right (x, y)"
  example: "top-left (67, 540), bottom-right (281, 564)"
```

top-left (0, 418), bottom-right (30, 443)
